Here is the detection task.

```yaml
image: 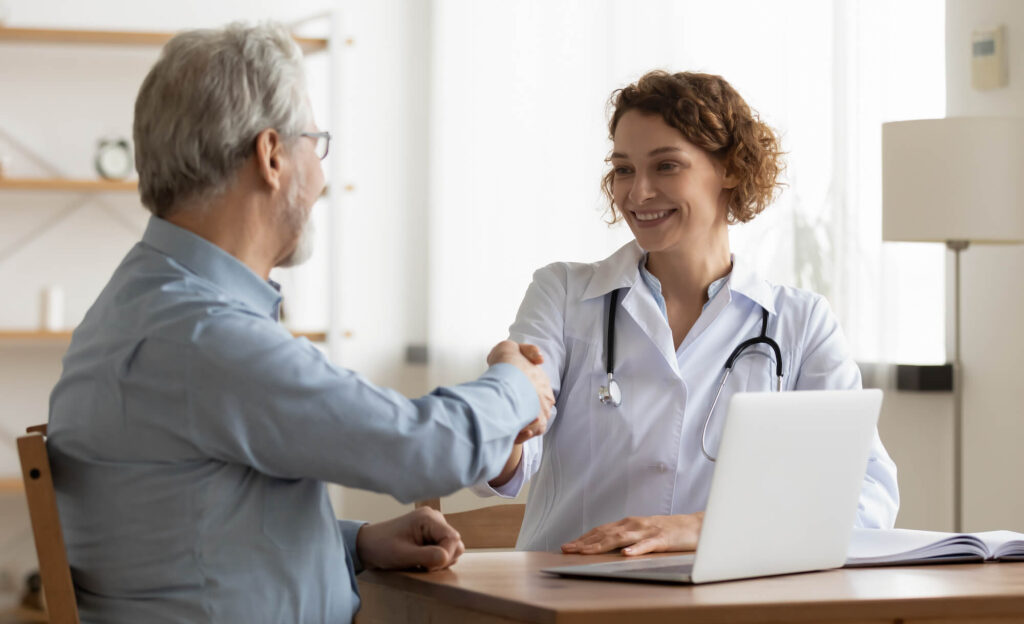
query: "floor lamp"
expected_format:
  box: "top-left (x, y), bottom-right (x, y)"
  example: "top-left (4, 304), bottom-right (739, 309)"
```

top-left (882, 117), bottom-right (1024, 532)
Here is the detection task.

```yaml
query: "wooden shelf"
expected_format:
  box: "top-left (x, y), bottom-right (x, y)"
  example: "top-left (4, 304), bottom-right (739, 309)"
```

top-left (0, 177), bottom-right (137, 193)
top-left (0, 26), bottom-right (328, 54)
top-left (0, 330), bottom-right (72, 342)
top-left (0, 329), bottom-right (327, 343)
top-left (0, 478), bottom-right (23, 492)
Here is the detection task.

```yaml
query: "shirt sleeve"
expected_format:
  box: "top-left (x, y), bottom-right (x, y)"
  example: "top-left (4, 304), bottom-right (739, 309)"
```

top-left (470, 264), bottom-right (568, 499)
top-left (339, 520), bottom-right (366, 575)
top-left (794, 295), bottom-right (900, 529)
top-left (179, 311), bottom-right (540, 504)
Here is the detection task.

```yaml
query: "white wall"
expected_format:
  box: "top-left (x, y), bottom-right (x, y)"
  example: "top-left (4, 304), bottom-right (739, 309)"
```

top-left (945, 0), bottom-right (1024, 532)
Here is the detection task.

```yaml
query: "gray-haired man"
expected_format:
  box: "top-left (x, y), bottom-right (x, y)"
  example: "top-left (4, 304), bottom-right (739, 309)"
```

top-left (48, 22), bottom-right (552, 623)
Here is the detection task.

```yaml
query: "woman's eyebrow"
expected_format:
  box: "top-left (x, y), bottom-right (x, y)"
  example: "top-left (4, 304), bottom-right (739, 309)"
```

top-left (610, 146), bottom-right (684, 159)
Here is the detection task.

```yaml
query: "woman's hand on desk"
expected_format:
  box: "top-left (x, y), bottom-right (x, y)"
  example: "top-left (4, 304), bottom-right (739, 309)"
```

top-left (561, 512), bottom-right (704, 556)
top-left (356, 507), bottom-right (466, 572)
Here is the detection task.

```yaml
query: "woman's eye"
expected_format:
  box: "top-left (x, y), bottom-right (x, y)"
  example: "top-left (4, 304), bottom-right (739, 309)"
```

top-left (657, 161), bottom-right (680, 172)
top-left (613, 166), bottom-right (633, 176)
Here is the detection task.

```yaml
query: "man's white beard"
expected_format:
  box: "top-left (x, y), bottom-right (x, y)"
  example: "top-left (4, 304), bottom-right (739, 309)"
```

top-left (277, 158), bottom-right (316, 268)
top-left (279, 218), bottom-right (315, 267)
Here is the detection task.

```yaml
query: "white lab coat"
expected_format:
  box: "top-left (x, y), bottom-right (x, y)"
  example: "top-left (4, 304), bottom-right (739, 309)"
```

top-left (475, 240), bottom-right (899, 552)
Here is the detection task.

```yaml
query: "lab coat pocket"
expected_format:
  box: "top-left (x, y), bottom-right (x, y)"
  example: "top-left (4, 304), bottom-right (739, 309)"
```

top-left (587, 370), bottom-right (635, 456)
top-left (732, 345), bottom-right (784, 392)
top-left (703, 347), bottom-right (782, 456)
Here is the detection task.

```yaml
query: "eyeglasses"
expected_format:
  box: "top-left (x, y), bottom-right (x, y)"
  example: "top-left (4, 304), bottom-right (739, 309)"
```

top-left (300, 131), bottom-right (331, 160)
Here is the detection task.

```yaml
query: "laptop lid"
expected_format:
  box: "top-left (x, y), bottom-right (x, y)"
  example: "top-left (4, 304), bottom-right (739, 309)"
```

top-left (542, 389), bottom-right (882, 584)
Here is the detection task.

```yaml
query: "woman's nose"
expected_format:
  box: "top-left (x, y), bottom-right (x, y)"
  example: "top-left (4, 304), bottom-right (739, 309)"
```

top-left (628, 172), bottom-right (656, 204)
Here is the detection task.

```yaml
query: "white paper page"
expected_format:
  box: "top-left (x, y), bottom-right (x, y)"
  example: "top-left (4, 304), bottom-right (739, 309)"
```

top-left (971, 530), bottom-right (1024, 559)
top-left (847, 528), bottom-right (986, 563)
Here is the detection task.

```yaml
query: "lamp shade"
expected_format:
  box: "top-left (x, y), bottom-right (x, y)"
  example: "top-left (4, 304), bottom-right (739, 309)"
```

top-left (882, 117), bottom-right (1024, 243)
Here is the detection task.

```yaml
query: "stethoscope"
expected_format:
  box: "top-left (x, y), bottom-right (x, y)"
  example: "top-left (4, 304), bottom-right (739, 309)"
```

top-left (597, 288), bottom-right (784, 462)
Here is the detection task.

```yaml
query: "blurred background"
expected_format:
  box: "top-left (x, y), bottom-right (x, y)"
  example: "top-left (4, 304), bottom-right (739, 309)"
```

top-left (2, 0), bottom-right (1021, 602)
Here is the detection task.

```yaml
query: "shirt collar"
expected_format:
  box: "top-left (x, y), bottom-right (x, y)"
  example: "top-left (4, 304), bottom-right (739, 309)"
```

top-left (724, 253), bottom-right (776, 315)
top-left (582, 240), bottom-right (776, 315)
top-left (581, 240), bottom-right (645, 301)
top-left (141, 216), bottom-right (283, 319)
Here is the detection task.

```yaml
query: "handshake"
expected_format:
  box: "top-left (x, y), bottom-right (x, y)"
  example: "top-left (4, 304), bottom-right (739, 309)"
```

top-left (487, 340), bottom-right (555, 444)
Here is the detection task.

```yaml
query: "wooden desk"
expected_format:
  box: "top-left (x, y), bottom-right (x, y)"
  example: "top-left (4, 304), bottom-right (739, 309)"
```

top-left (355, 551), bottom-right (1024, 623)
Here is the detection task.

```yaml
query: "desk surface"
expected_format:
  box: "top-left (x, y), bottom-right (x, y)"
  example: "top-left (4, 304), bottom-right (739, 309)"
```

top-left (355, 551), bottom-right (1024, 624)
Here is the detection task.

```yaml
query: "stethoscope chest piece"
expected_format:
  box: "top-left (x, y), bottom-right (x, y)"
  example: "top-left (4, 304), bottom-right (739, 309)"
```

top-left (598, 373), bottom-right (622, 407)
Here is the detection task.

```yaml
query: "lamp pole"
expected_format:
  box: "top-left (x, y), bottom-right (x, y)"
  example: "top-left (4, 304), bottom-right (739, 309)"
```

top-left (947, 239), bottom-right (968, 533)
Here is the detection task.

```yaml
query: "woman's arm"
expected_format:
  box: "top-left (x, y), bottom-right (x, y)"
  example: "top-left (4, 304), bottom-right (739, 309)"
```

top-left (471, 264), bottom-right (570, 497)
top-left (794, 295), bottom-right (900, 529)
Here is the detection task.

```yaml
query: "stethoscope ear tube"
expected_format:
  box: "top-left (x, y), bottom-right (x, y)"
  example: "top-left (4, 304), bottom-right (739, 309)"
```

top-left (598, 289), bottom-right (622, 407)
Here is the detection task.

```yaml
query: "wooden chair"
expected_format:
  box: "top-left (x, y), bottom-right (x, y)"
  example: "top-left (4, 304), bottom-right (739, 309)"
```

top-left (18, 424), bottom-right (80, 624)
top-left (415, 498), bottom-right (525, 549)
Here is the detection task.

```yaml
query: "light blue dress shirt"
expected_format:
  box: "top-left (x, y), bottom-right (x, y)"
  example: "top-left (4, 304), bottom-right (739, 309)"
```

top-left (48, 216), bottom-right (539, 624)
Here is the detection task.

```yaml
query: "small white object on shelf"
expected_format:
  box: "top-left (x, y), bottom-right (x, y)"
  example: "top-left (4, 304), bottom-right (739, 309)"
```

top-left (40, 285), bottom-right (64, 331)
top-left (94, 137), bottom-right (133, 180)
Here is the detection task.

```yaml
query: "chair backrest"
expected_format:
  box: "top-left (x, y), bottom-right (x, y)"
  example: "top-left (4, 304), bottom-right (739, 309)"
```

top-left (18, 424), bottom-right (80, 624)
top-left (416, 498), bottom-right (525, 549)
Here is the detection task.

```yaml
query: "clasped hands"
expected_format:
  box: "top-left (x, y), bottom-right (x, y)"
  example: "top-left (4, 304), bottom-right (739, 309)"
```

top-left (486, 340), bottom-right (555, 443)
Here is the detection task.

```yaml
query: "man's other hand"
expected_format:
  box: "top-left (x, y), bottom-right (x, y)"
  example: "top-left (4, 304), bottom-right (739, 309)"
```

top-left (356, 507), bottom-right (465, 572)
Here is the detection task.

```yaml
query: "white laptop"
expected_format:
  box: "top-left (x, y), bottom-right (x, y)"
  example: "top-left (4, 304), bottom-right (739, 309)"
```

top-left (542, 389), bottom-right (882, 584)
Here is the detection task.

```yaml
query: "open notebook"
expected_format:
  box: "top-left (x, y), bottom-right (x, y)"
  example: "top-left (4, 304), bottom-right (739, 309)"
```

top-left (845, 528), bottom-right (1024, 566)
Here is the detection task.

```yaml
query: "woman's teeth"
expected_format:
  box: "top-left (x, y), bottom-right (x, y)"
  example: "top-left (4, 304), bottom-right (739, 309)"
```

top-left (635, 210), bottom-right (671, 221)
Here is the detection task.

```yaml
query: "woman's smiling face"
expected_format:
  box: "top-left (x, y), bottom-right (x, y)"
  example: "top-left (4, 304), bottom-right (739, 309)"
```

top-left (610, 110), bottom-right (736, 253)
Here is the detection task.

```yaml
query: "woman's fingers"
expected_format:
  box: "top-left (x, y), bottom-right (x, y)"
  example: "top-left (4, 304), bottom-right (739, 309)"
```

top-left (519, 343), bottom-right (544, 364)
top-left (622, 536), bottom-right (667, 556)
top-left (563, 519), bottom-right (655, 554)
top-left (562, 514), bottom-right (703, 555)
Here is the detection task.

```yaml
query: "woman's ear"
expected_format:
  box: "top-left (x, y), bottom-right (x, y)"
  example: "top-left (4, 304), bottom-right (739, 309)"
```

top-left (254, 128), bottom-right (284, 191)
top-left (722, 169), bottom-right (740, 189)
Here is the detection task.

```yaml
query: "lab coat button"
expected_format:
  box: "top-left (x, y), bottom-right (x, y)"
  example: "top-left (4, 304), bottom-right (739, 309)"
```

top-left (655, 462), bottom-right (668, 473)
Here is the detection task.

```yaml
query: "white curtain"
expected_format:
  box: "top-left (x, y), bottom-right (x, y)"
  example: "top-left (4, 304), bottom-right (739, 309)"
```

top-left (425, 0), bottom-right (947, 386)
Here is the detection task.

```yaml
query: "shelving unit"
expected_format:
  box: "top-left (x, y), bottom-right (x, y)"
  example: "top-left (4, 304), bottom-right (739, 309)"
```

top-left (0, 26), bottom-right (328, 54)
top-left (0, 177), bottom-right (136, 192)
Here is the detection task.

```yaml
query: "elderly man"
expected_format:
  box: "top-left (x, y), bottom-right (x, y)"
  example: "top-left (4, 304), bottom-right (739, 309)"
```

top-left (47, 22), bottom-right (553, 624)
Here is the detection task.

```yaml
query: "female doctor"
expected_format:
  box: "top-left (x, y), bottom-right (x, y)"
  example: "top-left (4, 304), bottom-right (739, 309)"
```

top-left (475, 70), bottom-right (899, 555)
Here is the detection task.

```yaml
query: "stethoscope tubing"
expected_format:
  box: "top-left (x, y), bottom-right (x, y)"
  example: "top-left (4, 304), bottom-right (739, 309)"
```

top-left (599, 288), bottom-right (784, 462)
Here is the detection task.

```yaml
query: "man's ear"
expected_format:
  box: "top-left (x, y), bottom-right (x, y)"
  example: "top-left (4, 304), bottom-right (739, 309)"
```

top-left (255, 128), bottom-right (285, 191)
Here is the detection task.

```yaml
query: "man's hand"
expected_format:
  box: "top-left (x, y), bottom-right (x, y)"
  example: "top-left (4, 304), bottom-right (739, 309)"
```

top-left (560, 512), bottom-right (704, 556)
top-left (356, 507), bottom-right (465, 572)
top-left (487, 340), bottom-right (555, 438)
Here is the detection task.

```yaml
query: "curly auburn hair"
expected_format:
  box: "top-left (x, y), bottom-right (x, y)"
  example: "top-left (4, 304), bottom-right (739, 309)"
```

top-left (601, 70), bottom-right (784, 224)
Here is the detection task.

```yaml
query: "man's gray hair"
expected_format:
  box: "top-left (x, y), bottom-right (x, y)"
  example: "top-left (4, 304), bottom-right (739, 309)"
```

top-left (134, 22), bottom-right (310, 217)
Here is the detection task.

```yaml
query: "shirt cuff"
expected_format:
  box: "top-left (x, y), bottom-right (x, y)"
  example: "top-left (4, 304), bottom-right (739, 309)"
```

top-left (468, 451), bottom-right (527, 498)
top-left (339, 519), bottom-right (368, 574)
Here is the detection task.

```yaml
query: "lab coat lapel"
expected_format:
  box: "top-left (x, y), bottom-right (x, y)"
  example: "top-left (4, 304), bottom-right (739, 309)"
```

top-left (620, 285), bottom-right (681, 377)
top-left (583, 241), bottom-right (681, 377)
